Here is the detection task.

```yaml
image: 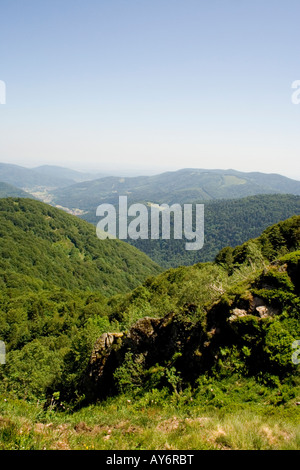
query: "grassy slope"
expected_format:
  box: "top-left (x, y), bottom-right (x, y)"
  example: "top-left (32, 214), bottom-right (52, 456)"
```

top-left (0, 384), bottom-right (299, 450)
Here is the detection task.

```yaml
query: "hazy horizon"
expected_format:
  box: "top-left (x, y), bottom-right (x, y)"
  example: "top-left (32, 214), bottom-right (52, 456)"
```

top-left (0, 159), bottom-right (300, 182)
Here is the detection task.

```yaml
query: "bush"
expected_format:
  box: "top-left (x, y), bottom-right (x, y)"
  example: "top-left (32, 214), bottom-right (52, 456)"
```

top-left (263, 321), bottom-right (297, 375)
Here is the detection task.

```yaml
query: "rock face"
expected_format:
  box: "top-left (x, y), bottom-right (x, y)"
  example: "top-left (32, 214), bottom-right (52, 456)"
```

top-left (90, 332), bottom-right (124, 376)
top-left (83, 332), bottom-right (124, 401)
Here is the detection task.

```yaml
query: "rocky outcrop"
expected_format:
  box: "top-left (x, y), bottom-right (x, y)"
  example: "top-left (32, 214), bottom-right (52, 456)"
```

top-left (90, 332), bottom-right (124, 375)
top-left (82, 331), bottom-right (124, 401)
top-left (81, 288), bottom-right (285, 403)
top-left (81, 313), bottom-right (206, 402)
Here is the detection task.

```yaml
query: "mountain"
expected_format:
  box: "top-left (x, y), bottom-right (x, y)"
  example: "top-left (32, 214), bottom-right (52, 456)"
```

top-left (0, 162), bottom-right (77, 190)
top-left (33, 165), bottom-right (105, 183)
top-left (0, 182), bottom-right (34, 199)
top-left (0, 198), bottom-right (161, 295)
top-left (0, 162), bottom-right (108, 192)
top-left (51, 168), bottom-right (300, 212)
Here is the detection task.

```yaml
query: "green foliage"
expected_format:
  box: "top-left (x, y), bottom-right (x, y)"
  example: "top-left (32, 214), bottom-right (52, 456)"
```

top-left (215, 246), bottom-right (234, 271)
top-left (0, 281), bottom-right (121, 401)
top-left (263, 321), bottom-right (296, 374)
top-left (108, 262), bottom-right (230, 329)
top-left (3, 340), bottom-right (64, 400)
top-left (113, 352), bottom-right (145, 394)
top-left (259, 216), bottom-right (300, 260)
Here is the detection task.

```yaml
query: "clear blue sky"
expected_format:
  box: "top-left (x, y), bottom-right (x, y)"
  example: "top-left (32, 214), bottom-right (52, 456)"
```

top-left (1, 0), bottom-right (300, 178)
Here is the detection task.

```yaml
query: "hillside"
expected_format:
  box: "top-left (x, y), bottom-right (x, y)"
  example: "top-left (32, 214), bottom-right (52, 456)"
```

top-left (0, 198), bottom-right (161, 295)
top-left (51, 168), bottom-right (300, 212)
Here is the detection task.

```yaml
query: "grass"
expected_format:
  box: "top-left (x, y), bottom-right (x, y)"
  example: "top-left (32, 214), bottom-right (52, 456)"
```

top-left (0, 387), bottom-right (299, 451)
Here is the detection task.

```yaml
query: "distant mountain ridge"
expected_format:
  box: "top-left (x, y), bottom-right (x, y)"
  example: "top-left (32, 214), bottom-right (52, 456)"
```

top-left (2, 163), bottom-right (300, 214)
top-left (1, 163), bottom-right (300, 204)
top-left (0, 162), bottom-right (105, 191)
top-left (51, 168), bottom-right (300, 211)
top-left (0, 162), bottom-right (75, 189)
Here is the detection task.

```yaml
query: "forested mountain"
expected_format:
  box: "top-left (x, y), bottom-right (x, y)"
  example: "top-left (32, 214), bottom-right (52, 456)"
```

top-left (82, 194), bottom-right (300, 267)
top-left (51, 168), bottom-right (300, 212)
top-left (0, 198), bottom-right (161, 295)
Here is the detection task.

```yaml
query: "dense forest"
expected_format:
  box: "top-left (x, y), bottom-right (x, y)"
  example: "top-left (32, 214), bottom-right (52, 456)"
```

top-left (82, 194), bottom-right (300, 267)
top-left (0, 198), bottom-right (161, 296)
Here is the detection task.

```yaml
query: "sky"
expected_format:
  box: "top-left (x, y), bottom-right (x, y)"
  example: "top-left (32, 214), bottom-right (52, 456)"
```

top-left (0, 0), bottom-right (300, 179)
